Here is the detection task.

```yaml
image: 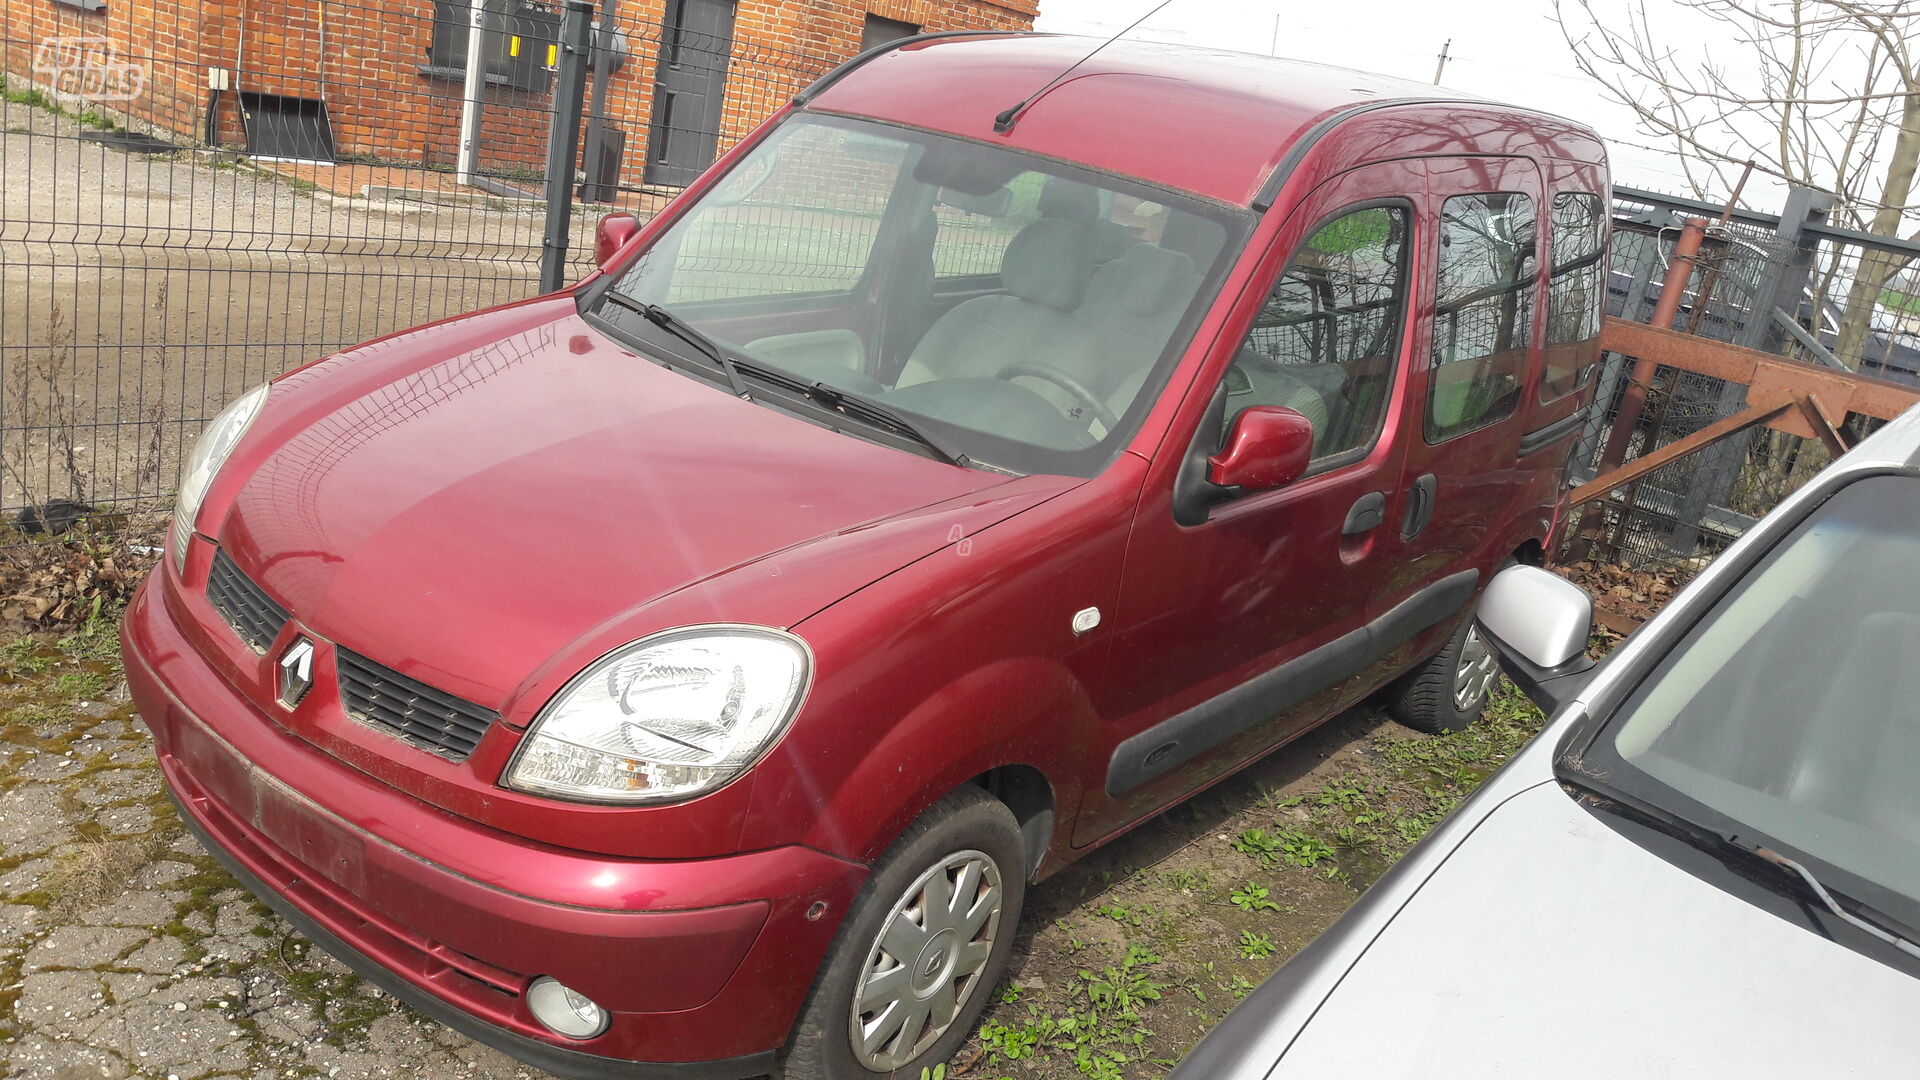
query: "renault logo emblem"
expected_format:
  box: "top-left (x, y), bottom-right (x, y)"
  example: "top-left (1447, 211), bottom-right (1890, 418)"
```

top-left (277, 638), bottom-right (315, 708)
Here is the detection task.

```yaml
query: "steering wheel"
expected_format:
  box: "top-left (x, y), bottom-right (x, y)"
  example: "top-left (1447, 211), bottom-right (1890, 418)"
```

top-left (998, 359), bottom-right (1121, 434)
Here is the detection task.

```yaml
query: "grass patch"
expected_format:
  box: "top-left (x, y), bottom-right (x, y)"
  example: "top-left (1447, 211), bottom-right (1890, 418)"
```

top-left (38, 834), bottom-right (168, 921)
top-left (2, 83), bottom-right (118, 131)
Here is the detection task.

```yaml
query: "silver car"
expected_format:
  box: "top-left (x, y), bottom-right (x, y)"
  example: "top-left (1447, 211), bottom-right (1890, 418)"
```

top-left (1176, 403), bottom-right (1920, 1079)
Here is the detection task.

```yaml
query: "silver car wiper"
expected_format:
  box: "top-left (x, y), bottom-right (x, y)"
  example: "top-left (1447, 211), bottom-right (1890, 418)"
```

top-left (1570, 776), bottom-right (1920, 961)
top-left (1756, 848), bottom-right (1920, 961)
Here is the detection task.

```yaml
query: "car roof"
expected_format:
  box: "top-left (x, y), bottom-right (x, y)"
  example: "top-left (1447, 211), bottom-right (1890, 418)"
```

top-left (801, 33), bottom-right (1605, 208)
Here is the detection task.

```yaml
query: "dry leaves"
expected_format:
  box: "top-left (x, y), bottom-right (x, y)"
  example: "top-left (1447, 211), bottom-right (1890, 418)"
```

top-left (0, 525), bottom-right (161, 632)
top-left (1555, 558), bottom-right (1690, 631)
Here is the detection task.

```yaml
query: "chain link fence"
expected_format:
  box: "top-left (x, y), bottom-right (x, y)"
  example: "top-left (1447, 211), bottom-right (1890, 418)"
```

top-left (0, 0), bottom-right (853, 525)
top-left (5, 4), bottom-right (1918, 587)
top-left (1566, 185), bottom-right (1919, 582)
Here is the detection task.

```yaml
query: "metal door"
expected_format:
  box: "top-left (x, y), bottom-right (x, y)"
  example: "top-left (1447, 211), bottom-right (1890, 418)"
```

top-left (1073, 162), bottom-right (1425, 845)
top-left (644, 0), bottom-right (737, 187)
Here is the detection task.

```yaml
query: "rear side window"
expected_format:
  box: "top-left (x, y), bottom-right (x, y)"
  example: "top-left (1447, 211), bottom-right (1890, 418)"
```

top-left (1428, 193), bottom-right (1536, 442)
top-left (1541, 192), bottom-right (1607, 401)
top-left (1226, 204), bottom-right (1409, 467)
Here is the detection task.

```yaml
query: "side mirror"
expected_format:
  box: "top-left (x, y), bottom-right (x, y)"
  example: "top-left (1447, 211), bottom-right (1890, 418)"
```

top-left (595, 213), bottom-right (642, 267)
top-left (1207, 406), bottom-right (1314, 493)
top-left (1475, 564), bottom-right (1598, 713)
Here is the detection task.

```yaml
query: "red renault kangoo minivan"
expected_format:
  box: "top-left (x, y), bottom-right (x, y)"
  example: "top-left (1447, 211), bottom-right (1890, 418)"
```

top-left (122, 31), bottom-right (1608, 1080)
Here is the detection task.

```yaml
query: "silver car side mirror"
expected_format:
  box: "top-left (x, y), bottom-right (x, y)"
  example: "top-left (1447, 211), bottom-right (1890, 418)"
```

top-left (1476, 565), bottom-right (1597, 713)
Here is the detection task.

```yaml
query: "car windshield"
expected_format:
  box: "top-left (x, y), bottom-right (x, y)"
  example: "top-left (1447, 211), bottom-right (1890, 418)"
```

top-left (594, 114), bottom-right (1245, 476)
top-left (1579, 474), bottom-right (1920, 921)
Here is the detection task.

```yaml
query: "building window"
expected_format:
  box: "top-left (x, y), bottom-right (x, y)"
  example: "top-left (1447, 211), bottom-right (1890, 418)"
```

top-left (1541, 192), bottom-right (1607, 401)
top-left (862, 14), bottom-right (920, 51)
top-left (427, 0), bottom-right (558, 94)
top-left (1429, 192), bottom-right (1536, 442)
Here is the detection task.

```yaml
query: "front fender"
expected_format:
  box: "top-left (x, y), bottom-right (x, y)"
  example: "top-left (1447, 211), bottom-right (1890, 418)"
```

top-left (809, 654), bottom-right (1098, 871)
top-left (739, 457), bottom-right (1148, 867)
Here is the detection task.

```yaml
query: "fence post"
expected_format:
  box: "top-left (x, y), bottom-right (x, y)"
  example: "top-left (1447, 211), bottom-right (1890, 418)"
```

top-left (456, 0), bottom-right (489, 187)
top-left (541, 0), bottom-right (596, 293)
top-left (1748, 186), bottom-right (1831, 354)
top-left (1662, 187), bottom-right (1832, 554)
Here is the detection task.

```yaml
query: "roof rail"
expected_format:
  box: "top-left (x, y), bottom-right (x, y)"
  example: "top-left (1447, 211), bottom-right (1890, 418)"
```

top-left (793, 30), bottom-right (1036, 106)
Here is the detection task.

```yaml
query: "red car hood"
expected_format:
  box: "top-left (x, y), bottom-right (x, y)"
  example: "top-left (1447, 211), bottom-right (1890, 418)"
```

top-left (217, 301), bottom-right (1062, 707)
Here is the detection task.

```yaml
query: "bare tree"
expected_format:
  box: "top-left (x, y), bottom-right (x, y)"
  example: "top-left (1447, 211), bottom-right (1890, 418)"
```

top-left (1557, 0), bottom-right (1920, 365)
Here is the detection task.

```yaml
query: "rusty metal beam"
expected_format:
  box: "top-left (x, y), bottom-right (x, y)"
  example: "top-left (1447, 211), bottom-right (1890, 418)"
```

top-left (1570, 400), bottom-right (1792, 508)
top-left (1598, 318), bottom-right (1759, 383)
top-left (1577, 219), bottom-right (1710, 552)
top-left (1596, 317), bottom-right (1920, 422)
top-left (1797, 392), bottom-right (1850, 457)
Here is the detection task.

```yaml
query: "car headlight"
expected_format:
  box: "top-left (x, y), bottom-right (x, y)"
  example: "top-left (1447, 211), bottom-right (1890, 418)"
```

top-left (504, 627), bottom-right (811, 804)
top-left (170, 384), bottom-right (269, 573)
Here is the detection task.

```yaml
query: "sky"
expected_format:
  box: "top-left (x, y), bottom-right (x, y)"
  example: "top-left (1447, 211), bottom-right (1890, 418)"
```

top-left (1030, 0), bottom-right (1734, 203)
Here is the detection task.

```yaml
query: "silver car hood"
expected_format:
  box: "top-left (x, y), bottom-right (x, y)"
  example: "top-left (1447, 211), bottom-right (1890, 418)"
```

top-left (1278, 780), bottom-right (1920, 1077)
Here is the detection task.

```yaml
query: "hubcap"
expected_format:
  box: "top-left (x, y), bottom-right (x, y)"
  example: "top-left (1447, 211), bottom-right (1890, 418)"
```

top-left (1454, 624), bottom-right (1499, 711)
top-left (849, 850), bottom-right (1003, 1071)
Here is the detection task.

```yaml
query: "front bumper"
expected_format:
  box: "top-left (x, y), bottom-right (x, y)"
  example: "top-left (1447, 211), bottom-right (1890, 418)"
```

top-left (122, 575), bottom-right (867, 1077)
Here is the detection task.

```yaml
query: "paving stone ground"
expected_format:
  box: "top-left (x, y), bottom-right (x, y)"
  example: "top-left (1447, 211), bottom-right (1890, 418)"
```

top-left (0, 655), bottom-right (555, 1080)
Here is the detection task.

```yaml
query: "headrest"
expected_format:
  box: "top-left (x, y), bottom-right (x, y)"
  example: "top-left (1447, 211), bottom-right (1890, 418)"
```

top-left (1112, 245), bottom-right (1198, 316)
top-left (1003, 218), bottom-right (1093, 312)
top-left (1038, 177), bottom-right (1100, 223)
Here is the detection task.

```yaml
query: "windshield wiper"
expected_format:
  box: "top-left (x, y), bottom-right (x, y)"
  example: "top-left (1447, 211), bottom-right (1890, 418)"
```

top-left (1756, 848), bottom-right (1920, 961)
top-left (1569, 777), bottom-right (1920, 960)
top-left (796, 381), bottom-right (970, 468)
top-left (604, 292), bottom-right (752, 400)
top-left (602, 293), bottom-right (968, 468)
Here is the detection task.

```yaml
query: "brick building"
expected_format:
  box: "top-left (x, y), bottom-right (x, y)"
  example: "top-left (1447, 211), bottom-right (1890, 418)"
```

top-left (1, 0), bottom-right (1038, 183)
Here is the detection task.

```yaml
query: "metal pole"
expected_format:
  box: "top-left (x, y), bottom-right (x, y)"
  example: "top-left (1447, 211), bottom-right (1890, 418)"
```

top-left (1576, 216), bottom-right (1708, 556)
top-left (579, 0), bottom-right (619, 203)
top-left (456, 0), bottom-right (488, 186)
top-left (1432, 39), bottom-right (1450, 84)
top-left (541, 0), bottom-right (595, 293)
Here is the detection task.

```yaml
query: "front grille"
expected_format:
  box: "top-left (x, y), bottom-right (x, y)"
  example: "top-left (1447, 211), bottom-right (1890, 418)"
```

top-left (206, 549), bottom-right (290, 654)
top-left (336, 649), bottom-right (497, 761)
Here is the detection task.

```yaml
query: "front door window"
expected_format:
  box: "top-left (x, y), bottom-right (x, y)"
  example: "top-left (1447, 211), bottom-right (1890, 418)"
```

top-left (1224, 204), bottom-right (1410, 472)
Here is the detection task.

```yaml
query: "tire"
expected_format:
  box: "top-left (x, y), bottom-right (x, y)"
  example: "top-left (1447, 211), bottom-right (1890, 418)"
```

top-left (778, 786), bottom-right (1027, 1080)
top-left (1388, 608), bottom-right (1501, 735)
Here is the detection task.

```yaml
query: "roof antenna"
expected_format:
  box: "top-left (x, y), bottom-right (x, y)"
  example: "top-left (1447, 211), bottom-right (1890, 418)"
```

top-left (993, 0), bottom-right (1178, 134)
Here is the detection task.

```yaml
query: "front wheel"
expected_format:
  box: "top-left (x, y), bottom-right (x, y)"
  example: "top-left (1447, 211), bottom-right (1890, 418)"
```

top-left (1389, 612), bottom-right (1500, 734)
top-left (778, 786), bottom-right (1027, 1080)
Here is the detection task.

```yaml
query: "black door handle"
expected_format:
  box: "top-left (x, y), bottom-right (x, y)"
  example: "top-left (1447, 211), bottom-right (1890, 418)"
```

top-left (1403, 473), bottom-right (1438, 538)
top-left (1343, 491), bottom-right (1386, 536)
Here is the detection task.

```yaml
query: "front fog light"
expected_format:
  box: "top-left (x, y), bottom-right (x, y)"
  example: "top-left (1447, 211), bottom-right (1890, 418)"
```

top-left (526, 976), bottom-right (609, 1039)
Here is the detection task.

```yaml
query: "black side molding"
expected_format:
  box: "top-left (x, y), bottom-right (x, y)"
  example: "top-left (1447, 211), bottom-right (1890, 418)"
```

top-left (1519, 410), bottom-right (1587, 457)
top-left (1106, 570), bottom-right (1480, 796)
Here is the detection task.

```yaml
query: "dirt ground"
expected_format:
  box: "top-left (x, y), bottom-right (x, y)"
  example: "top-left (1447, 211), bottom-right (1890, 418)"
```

top-left (0, 536), bottom-right (1555, 1080)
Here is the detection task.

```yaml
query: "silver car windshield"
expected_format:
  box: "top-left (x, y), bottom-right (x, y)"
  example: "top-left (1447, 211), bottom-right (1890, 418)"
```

top-left (1600, 474), bottom-right (1920, 906)
top-left (598, 114), bottom-right (1244, 477)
